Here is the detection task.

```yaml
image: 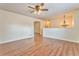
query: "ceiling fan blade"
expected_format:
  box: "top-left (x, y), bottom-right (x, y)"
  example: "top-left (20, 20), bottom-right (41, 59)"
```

top-left (40, 3), bottom-right (44, 6)
top-left (41, 9), bottom-right (48, 11)
top-left (28, 6), bottom-right (35, 9)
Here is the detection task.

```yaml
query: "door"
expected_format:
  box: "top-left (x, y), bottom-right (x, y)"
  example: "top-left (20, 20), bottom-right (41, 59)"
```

top-left (34, 21), bottom-right (42, 46)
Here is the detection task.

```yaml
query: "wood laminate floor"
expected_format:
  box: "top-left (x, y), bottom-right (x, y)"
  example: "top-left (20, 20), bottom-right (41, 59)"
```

top-left (0, 37), bottom-right (79, 56)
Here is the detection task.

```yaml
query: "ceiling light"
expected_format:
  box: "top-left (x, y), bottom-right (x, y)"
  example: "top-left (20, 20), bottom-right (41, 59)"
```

top-left (61, 15), bottom-right (69, 28)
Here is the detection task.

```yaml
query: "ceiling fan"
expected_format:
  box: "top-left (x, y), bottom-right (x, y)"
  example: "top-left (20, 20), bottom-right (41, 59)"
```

top-left (28, 3), bottom-right (48, 14)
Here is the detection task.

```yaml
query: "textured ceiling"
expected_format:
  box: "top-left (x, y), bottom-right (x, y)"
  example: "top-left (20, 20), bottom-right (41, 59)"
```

top-left (0, 3), bottom-right (79, 20)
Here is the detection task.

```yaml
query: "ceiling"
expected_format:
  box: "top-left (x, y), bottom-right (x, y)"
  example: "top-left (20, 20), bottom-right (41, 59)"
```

top-left (0, 3), bottom-right (79, 20)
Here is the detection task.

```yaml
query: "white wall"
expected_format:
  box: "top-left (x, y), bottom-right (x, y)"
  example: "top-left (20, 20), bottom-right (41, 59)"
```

top-left (0, 9), bottom-right (42, 44)
top-left (43, 10), bottom-right (79, 43)
top-left (1, 9), bottom-right (79, 44)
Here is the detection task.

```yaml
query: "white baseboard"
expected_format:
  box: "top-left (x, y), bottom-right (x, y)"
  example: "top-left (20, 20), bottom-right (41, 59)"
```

top-left (43, 35), bottom-right (79, 43)
top-left (1, 35), bottom-right (79, 44)
top-left (0, 36), bottom-right (33, 44)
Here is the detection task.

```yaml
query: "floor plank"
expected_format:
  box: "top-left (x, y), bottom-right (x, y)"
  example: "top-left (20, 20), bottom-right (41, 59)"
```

top-left (0, 37), bottom-right (79, 56)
